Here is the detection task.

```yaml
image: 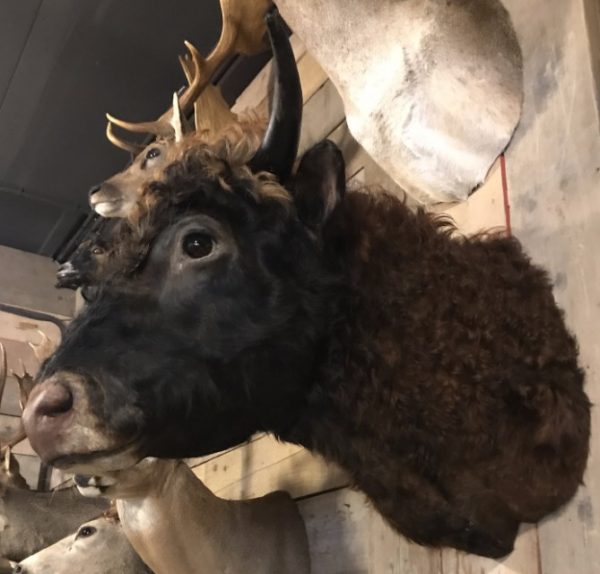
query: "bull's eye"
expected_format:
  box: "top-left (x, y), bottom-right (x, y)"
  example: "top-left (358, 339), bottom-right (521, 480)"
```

top-left (146, 147), bottom-right (161, 160)
top-left (182, 232), bottom-right (215, 259)
top-left (77, 526), bottom-right (96, 539)
top-left (91, 246), bottom-right (105, 256)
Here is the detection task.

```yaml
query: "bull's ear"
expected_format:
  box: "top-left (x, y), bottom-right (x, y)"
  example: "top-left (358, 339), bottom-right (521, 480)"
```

top-left (291, 140), bottom-right (345, 231)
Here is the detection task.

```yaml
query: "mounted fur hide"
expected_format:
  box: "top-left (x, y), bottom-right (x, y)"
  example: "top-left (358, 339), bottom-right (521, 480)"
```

top-left (275, 0), bottom-right (523, 203)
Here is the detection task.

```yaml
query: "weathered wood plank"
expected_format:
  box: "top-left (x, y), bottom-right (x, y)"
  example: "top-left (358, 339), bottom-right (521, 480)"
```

top-left (298, 51), bottom-right (329, 104)
top-left (0, 329), bottom-right (57, 368)
top-left (347, 167), bottom-right (365, 186)
top-left (298, 80), bottom-right (345, 155)
top-left (232, 34), bottom-right (306, 113)
top-left (192, 434), bottom-right (348, 500)
top-left (502, 0), bottom-right (600, 572)
top-left (301, 488), bottom-right (443, 574)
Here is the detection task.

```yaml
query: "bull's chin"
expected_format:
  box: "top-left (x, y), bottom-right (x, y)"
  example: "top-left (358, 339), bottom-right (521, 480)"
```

top-left (49, 439), bottom-right (145, 475)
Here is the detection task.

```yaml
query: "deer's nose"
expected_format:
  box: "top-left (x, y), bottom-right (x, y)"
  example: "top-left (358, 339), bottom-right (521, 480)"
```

top-left (88, 183), bottom-right (101, 198)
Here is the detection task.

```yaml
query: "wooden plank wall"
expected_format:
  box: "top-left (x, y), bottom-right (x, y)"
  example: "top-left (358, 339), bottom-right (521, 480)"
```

top-left (503, 0), bottom-right (600, 573)
top-left (189, 0), bottom-right (599, 572)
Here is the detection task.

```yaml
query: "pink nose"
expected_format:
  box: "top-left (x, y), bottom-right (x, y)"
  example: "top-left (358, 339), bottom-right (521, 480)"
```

top-left (29, 380), bottom-right (73, 418)
top-left (22, 379), bottom-right (75, 463)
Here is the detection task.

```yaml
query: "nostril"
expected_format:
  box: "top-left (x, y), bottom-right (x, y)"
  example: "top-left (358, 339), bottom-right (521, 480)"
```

top-left (73, 474), bottom-right (90, 487)
top-left (14, 565), bottom-right (23, 573)
top-left (88, 184), bottom-right (101, 198)
top-left (35, 383), bottom-right (73, 418)
top-left (57, 262), bottom-right (76, 277)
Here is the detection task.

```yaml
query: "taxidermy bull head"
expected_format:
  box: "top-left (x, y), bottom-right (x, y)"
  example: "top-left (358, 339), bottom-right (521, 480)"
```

top-left (22, 4), bottom-right (589, 562)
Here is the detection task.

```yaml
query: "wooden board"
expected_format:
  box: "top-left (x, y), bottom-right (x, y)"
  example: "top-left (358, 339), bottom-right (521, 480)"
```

top-left (0, 314), bottom-right (61, 348)
top-left (297, 52), bottom-right (329, 104)
top-left (192, 433), bottom-right (347, 500)
top-left (297, 80), bottom-right (345, 156)
top-left (301, 489), bottom-right (443, 574)
top-left (232, 34), bottom-right (307, 114)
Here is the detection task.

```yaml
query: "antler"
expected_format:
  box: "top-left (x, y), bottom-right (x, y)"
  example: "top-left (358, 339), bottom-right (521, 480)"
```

top-left (0, 332), bottom-right (58, 454)
top-left (12, 363), bottom-right (35, 412)
top-left (0, 344), bottom-right (28, 449)
top-left (179, 51), bottom-right (237, 134)
top-left (6, 361), bottom-right (34, 449)
top-left (106, 122), bottom-right (144, 155)
top-left (106, 0), bottom-right (271, 150)
top-left (28, 330), bottom-right (56, 365)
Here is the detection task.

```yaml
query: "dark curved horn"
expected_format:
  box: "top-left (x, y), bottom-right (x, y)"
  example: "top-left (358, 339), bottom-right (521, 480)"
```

top-left (249, 7), bottom-right (302, 182)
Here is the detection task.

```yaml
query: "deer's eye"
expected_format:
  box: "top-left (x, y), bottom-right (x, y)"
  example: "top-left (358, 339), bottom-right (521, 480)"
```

top-left (146, 148), bottom-right (161, 160)
top-left (91, 246), bottom-right (105, 256)
top-left (76, 526), bottom-right (97, 539)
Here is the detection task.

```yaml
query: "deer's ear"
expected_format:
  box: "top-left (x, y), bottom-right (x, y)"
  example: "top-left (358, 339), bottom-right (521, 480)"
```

top-left (291, 140), bottom-right (346, 231)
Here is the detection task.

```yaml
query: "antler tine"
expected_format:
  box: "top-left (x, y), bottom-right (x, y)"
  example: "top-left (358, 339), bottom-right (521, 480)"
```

top-left (178, 0), bottom-right (268, 114)
top-left (178, 53), bottom-right (195, 85)
top-left (11, 360), bottom-right (35, 412)
top-left (28, 329), bottom-right (55, 365)
top-left (178, 50), bottom-right (230, 135)
top-left (106, 121), bottom-right (145, 155)
top-left (178, 40), bottom-right (208, 115)
top-left (105, 113), bottom-right (174, 139)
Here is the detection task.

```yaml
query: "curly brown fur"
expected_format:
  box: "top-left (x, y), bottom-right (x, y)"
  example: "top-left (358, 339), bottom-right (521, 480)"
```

top-left (289, 190), bottom-right (590, 556)
top-left (103, 141), bottom-right (292, 283)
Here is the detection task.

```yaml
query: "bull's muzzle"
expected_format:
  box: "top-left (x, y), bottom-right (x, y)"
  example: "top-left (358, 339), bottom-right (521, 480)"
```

top-left (55, 261), bottom-right (82, 289)
top-left (22, 372), bottom-right (144, 473)
top-left (23, 375), bottom-right (77, 464)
